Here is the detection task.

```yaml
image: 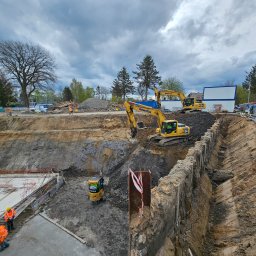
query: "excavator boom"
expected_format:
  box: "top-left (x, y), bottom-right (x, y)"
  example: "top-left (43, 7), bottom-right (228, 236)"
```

top-left (154, 87), bottom-right (206, 111)
top-left (124, 101), bottom-right (190, 146)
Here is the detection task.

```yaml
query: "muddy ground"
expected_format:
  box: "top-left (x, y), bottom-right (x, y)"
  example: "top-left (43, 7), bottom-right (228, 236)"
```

top-left (0, 112), bottom-right (216, 255)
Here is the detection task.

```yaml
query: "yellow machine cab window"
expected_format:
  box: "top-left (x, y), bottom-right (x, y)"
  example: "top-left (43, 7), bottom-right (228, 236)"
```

top-left (161, 121), bottom-right (177, 134)
top-left (183, 98), bottom-right (194, 106)
top-left (88, 177), bottom-right (104, 193)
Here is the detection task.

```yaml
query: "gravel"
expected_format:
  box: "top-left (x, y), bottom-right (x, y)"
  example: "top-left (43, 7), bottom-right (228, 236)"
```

top-left (79, 98), bottom-right (110, 110)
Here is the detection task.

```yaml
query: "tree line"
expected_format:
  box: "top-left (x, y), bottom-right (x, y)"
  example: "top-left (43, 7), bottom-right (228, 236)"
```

top-left (0, 40), bottom-right (256, 107)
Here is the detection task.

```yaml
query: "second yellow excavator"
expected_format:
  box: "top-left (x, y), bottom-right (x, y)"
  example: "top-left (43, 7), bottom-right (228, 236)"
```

top-left (124, 101), bottom-right (190, 146)
top-left (154, 88), bottom-right (206, 112)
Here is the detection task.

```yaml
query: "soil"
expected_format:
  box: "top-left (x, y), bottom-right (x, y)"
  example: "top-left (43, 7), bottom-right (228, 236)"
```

top-left (203, 116), bottom-right (256, 255)
top-left (0, 111), bottom-right (217, 255)
top-left (45, 170), bottom-right (128, 256)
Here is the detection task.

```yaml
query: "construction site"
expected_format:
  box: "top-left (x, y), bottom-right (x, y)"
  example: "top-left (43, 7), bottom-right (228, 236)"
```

top-left (0, 101), bottom-right (255, 256)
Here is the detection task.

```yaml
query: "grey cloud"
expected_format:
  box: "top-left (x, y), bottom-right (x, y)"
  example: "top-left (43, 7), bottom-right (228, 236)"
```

top-left (0, 0), bottom-right (255, 91)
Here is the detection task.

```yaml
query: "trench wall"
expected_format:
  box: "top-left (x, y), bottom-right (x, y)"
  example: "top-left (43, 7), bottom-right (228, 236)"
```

top-left (130, 120), bottom-right (221, 256)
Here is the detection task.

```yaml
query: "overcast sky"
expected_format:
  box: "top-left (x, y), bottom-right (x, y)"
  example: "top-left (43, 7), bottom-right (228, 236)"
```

top-left (0, 0), bottom-right (256, 93)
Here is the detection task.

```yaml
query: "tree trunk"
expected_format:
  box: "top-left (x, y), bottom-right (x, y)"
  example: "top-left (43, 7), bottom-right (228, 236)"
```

top-left (145, 87), bottom-right (148, 100)
top-left (21, 87), bottom-right (29, 107)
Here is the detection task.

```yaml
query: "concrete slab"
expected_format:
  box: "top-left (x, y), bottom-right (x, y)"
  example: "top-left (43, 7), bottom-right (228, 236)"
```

top-left (0, 174), bottom-right (57, 215)
top-left (1, 215), bottom-right (101, 256)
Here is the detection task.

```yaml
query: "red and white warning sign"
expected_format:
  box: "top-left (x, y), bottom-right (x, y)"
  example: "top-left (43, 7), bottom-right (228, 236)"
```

top-left (128, 169), bottom-right (151, 218)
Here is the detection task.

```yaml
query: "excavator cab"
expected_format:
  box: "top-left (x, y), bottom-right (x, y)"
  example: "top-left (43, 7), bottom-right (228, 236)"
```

top-left (161, 121), bottom-right (177, 134)
top-left (87, 177), bottom-right (104, 202)
top-left (183, 98), bottom-right (206, 111)
top-left (183, 98), bottom-right (194, 107)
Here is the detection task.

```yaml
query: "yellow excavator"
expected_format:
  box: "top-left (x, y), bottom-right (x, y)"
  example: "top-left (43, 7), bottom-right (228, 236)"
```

top-left (124, 101), bottom-right (190, 146)
top-left (154, 88), bottom-right (206, 112)
top-left (87, 177), bottom-right (104, 203)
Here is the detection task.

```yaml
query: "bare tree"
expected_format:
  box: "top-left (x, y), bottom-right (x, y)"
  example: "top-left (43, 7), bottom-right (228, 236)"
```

top-left (137, 84), bottom-right (146, 101)
top-left (0, 41), bottom-right (57, 107)
top-left (100, 86), bottom-right (110, 100)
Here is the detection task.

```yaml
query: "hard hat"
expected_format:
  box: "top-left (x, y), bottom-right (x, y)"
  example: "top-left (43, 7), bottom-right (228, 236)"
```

top-left (6, 207), bottom-right (11, 211)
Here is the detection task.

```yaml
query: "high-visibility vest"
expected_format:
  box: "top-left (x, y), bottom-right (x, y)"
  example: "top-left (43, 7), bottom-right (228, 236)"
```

top-left (4, 209), bottom-right (16, 222)
top-left (0, 226), bottom-right (8, 243)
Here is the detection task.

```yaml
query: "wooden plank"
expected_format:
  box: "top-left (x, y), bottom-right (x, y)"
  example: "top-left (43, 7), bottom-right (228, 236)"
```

top-left (39, 213), bottom-right (87, 244)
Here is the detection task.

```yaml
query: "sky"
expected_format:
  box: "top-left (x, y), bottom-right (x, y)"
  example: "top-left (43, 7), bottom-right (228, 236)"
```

top-left (0, 0), bottom-right (256, 93)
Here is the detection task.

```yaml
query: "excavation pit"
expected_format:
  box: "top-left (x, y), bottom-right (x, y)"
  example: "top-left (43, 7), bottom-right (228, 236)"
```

top-left (0, 112), bottom-right (217, 255)
top-left (130, 115), bottom-right (256, 256)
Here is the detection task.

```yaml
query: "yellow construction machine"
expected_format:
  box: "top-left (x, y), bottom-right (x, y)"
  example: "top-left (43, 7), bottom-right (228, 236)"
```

top-left (154, 88), bottom-right (206, 112)
top-left (87, 177), bottom-right (104, 203)
top-left (124, 101), bottom-right (190, 146)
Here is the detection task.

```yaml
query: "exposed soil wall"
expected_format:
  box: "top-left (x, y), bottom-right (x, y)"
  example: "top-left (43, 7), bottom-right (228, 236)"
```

top-left (130, 120), bottom-right (221, 256)
top-left (130, 116), bottom-right (256, 256)
top-left (203, 116), bottom-right (256, 256)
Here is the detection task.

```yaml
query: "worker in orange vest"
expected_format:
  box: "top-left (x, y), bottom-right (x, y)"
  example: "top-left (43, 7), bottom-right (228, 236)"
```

top-left (0, 225), bottom-right (9, 251)
top-left (68, 100), bottom-right (73, 115)
top-left (4, 207), bottom-right (16, 232)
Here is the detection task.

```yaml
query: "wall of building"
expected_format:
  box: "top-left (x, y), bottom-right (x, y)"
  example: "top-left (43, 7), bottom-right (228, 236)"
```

top-left (203, 100), bottom-right (235, 112)
top-left (203, 86), bottom-right (236, 112)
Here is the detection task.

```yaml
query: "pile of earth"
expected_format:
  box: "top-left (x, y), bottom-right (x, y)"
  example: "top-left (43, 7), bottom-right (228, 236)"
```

top-left (170, 111), bottom-right (216, 142)
top-left (135, 112), bottom-right (216, 146)
top-left (79, 98), bottom-right (110, 110)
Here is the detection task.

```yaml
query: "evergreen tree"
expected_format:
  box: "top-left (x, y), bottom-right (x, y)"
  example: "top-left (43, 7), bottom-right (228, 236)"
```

top-left (112, 67), bottom-right (135, 100)
top-left (62, 87), bottom-right (73, 101)
top-left (0, 72), bottom-right (15, 107)
top-left (243, 64), bottom-right (256, 94)
top-left (133, 55), bottom-right (161, 100)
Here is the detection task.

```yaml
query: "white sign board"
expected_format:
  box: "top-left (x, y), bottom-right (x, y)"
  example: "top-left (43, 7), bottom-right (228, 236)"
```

top-left (203, 86), bottom-right (236, 100)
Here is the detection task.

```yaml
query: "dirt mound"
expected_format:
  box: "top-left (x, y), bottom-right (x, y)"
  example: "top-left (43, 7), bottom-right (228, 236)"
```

top-left (79, 98), bottom-right (110, 110)
top-left (171, 112), bottom-right (216, 142)
top-left (134, 112), bottom-right (216, 146)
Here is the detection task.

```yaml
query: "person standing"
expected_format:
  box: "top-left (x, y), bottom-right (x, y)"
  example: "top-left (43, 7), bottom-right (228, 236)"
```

top-left (68, 100), bottom-right (73, 115)
top-left (4, 207), bottom-right (16, 232)
top-left (0, 225), bottom-right (9, 251)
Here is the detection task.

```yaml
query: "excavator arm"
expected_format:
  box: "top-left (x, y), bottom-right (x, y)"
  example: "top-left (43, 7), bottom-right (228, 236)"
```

top-left (154, 87), bottom-right (206, 111)
top-left (154, 88), bottom-right (186, 108)
top-left (124, 101), bottom-right (167, 138)
top-left (124, 101), bottom-right (138, 138)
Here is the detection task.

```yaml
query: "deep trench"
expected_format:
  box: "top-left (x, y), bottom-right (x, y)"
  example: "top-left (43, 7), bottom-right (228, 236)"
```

top-left (203, 118), bottom-right (233, 255)
top-left (202, 116), bottom-right (255, 256)
top-left (129, 115), bottom-right (255, 256)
